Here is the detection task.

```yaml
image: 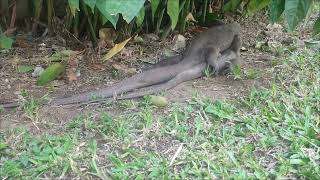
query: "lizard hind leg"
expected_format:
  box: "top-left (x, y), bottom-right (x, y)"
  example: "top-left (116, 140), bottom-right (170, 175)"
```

top-left (205, 34), bottom-right (242, 76)
top-left (117, 49), bottom-right (239, 99)
top-left (204, 47), bottom-right (221, 75)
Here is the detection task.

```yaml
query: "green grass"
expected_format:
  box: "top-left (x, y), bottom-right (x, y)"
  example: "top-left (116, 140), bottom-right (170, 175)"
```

top-left (1, 48), bottom-right (319, 179)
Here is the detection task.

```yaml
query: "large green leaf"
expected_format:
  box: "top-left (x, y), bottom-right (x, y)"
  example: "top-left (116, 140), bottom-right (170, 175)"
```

top-left (167, 0), bottom-right (179, 30)
top-left (68, 0), bottom-right (80, 17)
top-left (313, 16), bottom-right (320, 35)
top-left (150, 0), bottom-right (160, 22)
top-left (0, 35), bottom-right (13, 49)
top-left (99, 13), bottom-right (119, 29)
top-left (100, 13), bottom-right (109, 25)
top-left (96, 0), bottom-right (119, 28)
top-left (96, 0), bottom-right (145, 24)
top-left (136, 6), bottom-right (145, 27)
top-left (223, 0), bottom-right (241, 12)
top-left (247, 0), bottom-right (271, 16)
top-left (285, 0), bottom-right (312, 31)
top-left (270, 0), bottom-right (285, 22)
top-left (17, 65), bottom-right (34, 73)
top-left (82, 0), bottom-right (97, 13)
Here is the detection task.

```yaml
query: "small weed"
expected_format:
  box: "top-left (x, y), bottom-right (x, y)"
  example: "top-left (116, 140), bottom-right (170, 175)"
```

top-left (66, 113), bottom-right (96, 130)
top-left (0, 129), bottom-right (76, 179)
top-left (117, 99), bottom-right (137, 109)
top-left (246, 68), bottom-right (259, 79)
top-left (203, 65), bottom-right (212, 77)
top-left (20, 90), bottom-right (48, 121)
top-left (229, 64), bottom-right (243, 79)
top-left (139, 107), bottom-right (154, 128)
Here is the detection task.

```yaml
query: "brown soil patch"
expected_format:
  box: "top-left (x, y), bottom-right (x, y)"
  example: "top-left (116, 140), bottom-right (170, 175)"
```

top-left (0, 16), bottom-right (274, 132)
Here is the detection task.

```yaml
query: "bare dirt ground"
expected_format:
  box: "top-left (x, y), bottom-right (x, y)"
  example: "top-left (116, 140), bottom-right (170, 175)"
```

top-left (0, 15), bottom-right (275, 132)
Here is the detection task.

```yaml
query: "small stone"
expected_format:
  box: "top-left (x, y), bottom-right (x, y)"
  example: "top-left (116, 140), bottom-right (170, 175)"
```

top-left (39, 43), bottom-right (46, 47)
top-left (266, 23), bottom-right (283, 32)
top-left (296, 39), bottom-right (305, 47)
top-left (76, 69), bottom-right (81, 77)
top-left (32, 66), bottom-right (44, 77)
top-left (163, 49), bottom-right (177, 58)
top-left (0, 49), bottom-right (10, 54)
top-left (172, 34), bottom-right (186, 51)
top-left (143, 33), bottom-right (159, 41)
top-left (240, 46), bottom-right (247, 51)
top-left (134, 36), bottom-right (144, 43)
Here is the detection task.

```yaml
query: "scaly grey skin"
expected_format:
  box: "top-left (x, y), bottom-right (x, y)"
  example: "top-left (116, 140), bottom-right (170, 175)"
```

top-left (0, 48), bottom-right (239, 108)
top-left (1, 23), bottom-right (241, 108)
top-left (153, 34), bottom-right (241, 73)
top-left (50, 23), bottom-right (241, 105)
top-left (113, 49), bottom-right (238, 100)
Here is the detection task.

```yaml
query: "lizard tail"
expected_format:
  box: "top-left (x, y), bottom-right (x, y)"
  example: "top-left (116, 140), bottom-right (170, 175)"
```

top-left (117, 63), bottom-right (207, 100)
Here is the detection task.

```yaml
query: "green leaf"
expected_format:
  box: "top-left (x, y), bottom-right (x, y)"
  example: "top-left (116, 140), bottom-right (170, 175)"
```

top-left (37, 63), bottom-right (65, 86)
top-left (99, 12), bottom-right (119, 28)
top-left (17, 65), bottom-right (34, 73)
top-left (82, 0), bottom-right (97, 13)
top-left (99, 13), bottom-right (109, 25)
top-left (289, 158), bottom-right (305, 165)
top-left (285, 0), bottom-right (312, 31)
top-left (313, 16), bottom-right (320, 35)
top-left (150, 0), bottom-right (160, 22)
top-left (96, 0), bottom-right (145, 24)
top-left (223, 0), bottom-right (241, 12)
top-left (32, 0), bottom-right (43, 17)
top-left (0, 35), bottom-right (14, 49)
top-left (270, 0), bottom-right (285, 22)
top-left (136, 6), bottom-right (145, 27)
top-left (167, 0), bottom-right (179, 30)
top-left (247, 0), bottom-right (271, 16)
top-left (68, 0), bottom-right (80, 17)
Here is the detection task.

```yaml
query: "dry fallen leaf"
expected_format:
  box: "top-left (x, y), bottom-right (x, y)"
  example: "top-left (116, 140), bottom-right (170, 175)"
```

top-left (186, 13), bottom-right (196, 22)
top-left (9, 55), bottom-right (20, 68)
top-left (91, 63), bottom-right (106, 71)
top-left (104, 37), bottom-right (132, 61)
top-left (65, 54), bottom-right (79, 82)
top-left (66, 70), bottom-right (77, 82)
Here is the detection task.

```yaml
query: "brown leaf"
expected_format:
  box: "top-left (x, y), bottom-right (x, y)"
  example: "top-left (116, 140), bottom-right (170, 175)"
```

top-left (186, 13), bottom-right (196, 22)
top-left (104, 37), bottom-right (132, 61)
top-left (91, 63), bottom-right (106, 71)
top-left (66, 69), bottom-right (77, 82)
